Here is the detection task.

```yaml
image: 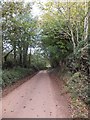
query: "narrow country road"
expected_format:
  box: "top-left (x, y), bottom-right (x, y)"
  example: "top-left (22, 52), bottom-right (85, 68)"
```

top-left (2, 70), bottom-right (72, 118)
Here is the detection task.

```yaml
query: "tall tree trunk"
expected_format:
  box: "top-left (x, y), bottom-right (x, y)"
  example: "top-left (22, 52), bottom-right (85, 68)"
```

top-left (76, 26), bottom-right (79, 43)
top-left (70, 27), bottom-right (76, 53)
top-left (18, 41), bottom-right (23, 66)
top-left (84, 15), bottom-right (88, 41)
top-left (19, 48), bottom-right (22, 66)
top-left (29, 47), bottom-right (31, 67)
top-left (13, 41), bottom-right (16, 65)
top-left (88, 2), bottom-right (90, 55)
top-left (23, 43), bottom-right (28, 68)
top-left (76, 2), bottom-right (79, 44)
top-left (84, 1), bottom-right (88, 41)
top-left (67, 1), bottom-right (76, 53)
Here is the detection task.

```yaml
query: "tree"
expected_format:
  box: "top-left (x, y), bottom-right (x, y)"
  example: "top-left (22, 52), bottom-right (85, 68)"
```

top-left (2, 1), bottom-right (37, 68)
top-left (37, 1), bottom-right (88, 68)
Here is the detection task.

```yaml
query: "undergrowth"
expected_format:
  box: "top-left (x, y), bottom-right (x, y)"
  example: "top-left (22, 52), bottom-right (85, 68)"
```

top-left (56, 67), bottom-right (88, 118)
top-left (2, 67), bottom-right (36, 88)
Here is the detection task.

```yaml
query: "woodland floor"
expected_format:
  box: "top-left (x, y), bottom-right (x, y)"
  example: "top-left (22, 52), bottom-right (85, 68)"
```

top-left (2, 70), bottom-right (72, 118)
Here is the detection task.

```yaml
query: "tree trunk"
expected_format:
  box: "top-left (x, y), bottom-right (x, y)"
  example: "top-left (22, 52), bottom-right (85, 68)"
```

top-left (18, 43), bottom-right (23, 66)
top-left (76, 26), bottom-right (79, 43)
top-left (84, 15), bottom-right (88, 41)
top-left (19, 48), bottom-right (22, 66)
top-left (13, 41), bottom-right (16, 65)
top-left (70, 27), bottom-right (76, 53)
top-left (76, 1), bottom-right (79, 44)
top-left (23, 43), bottom-right (28, 68)
top-left (67, 2), bottom-right (76, 53)
top-left (88, 2), bottom-right (90, 55)
top-left (83, 1), bottom-right (88, 41)
top-left (29, 47), bottom-right (31, 67)
top-left (4, 49), bottom-right (13, 62)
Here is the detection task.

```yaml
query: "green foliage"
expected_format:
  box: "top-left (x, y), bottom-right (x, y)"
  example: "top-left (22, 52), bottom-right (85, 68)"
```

top-left (2, 1), bottom-right (37, 68)
top-left (30, 50), bottom-right (47, 70)
top-left (67, 72), bottom-right (88, 104)
top-left (3, 60), bottom-right (14, 69)
top-left (2, 67), bottom-right (35, 88)
top-left (2, 1), bottom-right (89, 112)
top-left (39, 1), bottom-right (86, 67)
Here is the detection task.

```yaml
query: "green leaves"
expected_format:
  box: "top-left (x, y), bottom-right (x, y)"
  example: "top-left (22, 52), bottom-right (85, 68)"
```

top-left (38, 1), bottom-right (87, 67)
top-left (2, 1), bottom-right (38, 68)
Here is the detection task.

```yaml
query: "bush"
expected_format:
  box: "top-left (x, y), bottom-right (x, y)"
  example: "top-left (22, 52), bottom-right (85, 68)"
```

top-left (67, 72), bottom-right (88, 104)
top-left (66, 41), bottom-right (89, 105)
top-left (2, 67), bottom-right (35, 88)
top-left (2, 60), bottom-right (14, 69)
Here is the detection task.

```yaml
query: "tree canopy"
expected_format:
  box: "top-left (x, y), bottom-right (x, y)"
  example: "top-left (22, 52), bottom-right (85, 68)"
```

top-left (38, 1), bottom-right (89, 68)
